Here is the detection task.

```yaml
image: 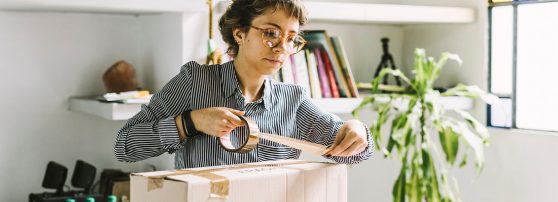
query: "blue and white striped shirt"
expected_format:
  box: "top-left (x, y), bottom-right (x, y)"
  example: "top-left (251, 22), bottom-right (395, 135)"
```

top-left (114, 60), bottom-right (374, 168)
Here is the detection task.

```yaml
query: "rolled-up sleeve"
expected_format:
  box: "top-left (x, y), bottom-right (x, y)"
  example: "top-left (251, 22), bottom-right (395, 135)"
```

top-left (114, 62), bottom-right (195, 162)
top-left (295, 90), bottom-right (374, 164)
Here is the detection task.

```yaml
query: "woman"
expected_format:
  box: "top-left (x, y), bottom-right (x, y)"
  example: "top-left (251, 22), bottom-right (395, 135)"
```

top-left (114, 0), bottom-right (374, 168)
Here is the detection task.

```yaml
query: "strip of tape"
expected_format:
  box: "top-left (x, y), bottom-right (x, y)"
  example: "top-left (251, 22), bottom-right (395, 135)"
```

top-left (146, 160), bottom-right (317, 198)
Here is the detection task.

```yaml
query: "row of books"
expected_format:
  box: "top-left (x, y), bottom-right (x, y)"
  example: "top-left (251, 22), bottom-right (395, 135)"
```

top-left (272, 30), bottom-right (359, 98)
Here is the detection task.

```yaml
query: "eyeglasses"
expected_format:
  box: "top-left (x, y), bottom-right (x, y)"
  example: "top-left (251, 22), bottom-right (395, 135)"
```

top-left (250, 26), bottom-right (307, 54)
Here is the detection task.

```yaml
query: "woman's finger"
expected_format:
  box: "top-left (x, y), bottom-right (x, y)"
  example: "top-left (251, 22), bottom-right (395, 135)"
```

top-left (337, 141), bottom-right (367, 156)
top-left (225, 108), bottom-right (246, 126)
top-left (225, 111), bottom-right (245, 127)
top-left (329, 131), bottom-right (362, 156)
top-left (324, 126), bottom-right (348, 155)
top-left (219, 122), bottom-right (234, 132)
top-left (221, 119), bottom-right (236, 129)
top-left (328, 135), bottom-right (357, 156)
top-left (227, 108), bottom-right (246, 116)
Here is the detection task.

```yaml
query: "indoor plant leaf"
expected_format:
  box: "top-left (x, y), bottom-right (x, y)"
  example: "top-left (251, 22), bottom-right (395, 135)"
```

top-left (439, 126), bottom-right (460, 166)
top-left (452, 109), bottom-right (490, 144)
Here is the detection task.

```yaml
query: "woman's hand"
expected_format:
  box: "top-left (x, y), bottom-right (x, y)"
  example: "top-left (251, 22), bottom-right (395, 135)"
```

top-left (190, 107), bottom-right (245, 137)
top-left (323, 120), bottom-right (368, 157)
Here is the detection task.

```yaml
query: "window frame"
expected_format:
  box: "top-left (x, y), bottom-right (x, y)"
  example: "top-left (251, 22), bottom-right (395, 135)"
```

top-left (487, 0), bottom-right (558, 132)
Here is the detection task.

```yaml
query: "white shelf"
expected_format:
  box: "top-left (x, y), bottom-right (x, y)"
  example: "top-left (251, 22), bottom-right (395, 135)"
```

top-left (69, 97), bottom-right (142, 120)
top-left (69, 96), bottom-right (473, 120)
top-left (313, 96), bottom-right (473, 114)
top-left (0, 0), bottom-right (221, 14)
top-left (305, 1), bottom-right (475, 24)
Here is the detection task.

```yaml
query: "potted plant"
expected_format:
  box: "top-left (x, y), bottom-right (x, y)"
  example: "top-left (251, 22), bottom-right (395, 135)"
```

top-left (353, 49), bottom-right (498, 202)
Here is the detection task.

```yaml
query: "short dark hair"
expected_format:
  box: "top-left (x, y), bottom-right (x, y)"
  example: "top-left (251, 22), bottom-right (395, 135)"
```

top-left (218, 0), bottom-right (308, 58)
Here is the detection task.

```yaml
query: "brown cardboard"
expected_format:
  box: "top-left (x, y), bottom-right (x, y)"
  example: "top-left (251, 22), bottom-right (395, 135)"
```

top-left (111, 180), bottom-right (130, 201)
top-left (130, 160), bottom-right (347, 202)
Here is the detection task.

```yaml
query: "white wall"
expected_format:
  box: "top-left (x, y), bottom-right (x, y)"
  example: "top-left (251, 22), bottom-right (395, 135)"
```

top-left (138, 12), bottom-right (212, 92)
top-left (456, 128), bottom-right (558, 202)
top-left (137, 13), bottom-right (185, 92)
top-left (0, 11), bottom-right (186, 201)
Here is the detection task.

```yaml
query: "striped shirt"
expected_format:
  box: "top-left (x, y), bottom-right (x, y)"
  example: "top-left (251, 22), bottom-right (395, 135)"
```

top-left (114, 60), bottom-right (374, 168)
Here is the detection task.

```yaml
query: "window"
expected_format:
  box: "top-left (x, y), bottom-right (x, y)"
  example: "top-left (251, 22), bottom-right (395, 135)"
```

top-left (489, 0), bottom-right (558, 132)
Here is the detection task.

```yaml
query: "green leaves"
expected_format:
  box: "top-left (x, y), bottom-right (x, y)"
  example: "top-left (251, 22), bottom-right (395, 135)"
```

top-left (412, 49), bottom-right (462, 95)
top-left (445, 120), bottom-right (486, 173)
top-left (425, 149), bottom-right (442, 202)
top-left (393, 159), bottom-right (407, 202)
top-left (442, 84), bottom-right (499, 105)
top-left (353, 48), bottom-right (493, 202)
top-left (439, 126), bottom-right (460, 165)
top-left (352, 96), bottom-right (375, 119)
top-left (371, 68), bottom-right (416, 94)
top-left (453, 109), bottom-right (490, 144)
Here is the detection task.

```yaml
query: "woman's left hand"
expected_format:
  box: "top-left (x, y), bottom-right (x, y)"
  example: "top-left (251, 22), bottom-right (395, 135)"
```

top-left (323, 120), bottom-right (368, 157)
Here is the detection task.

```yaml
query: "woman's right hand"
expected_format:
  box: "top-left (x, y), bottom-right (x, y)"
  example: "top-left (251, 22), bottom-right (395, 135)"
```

top-left (190, 107), bottom-right (246, 137)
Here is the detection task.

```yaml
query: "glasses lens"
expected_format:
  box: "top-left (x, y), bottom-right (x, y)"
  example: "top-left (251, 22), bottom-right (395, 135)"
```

top-left (259, 27), bottom-right (306, 54)
top-left (262, 29), bottom-right (280, 48)
top-left (291, 36), bottom-right (305, 53)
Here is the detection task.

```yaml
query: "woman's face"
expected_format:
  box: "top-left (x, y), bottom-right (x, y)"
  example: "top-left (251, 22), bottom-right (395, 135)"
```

top-left (235, 9), bottom-right (301, 76)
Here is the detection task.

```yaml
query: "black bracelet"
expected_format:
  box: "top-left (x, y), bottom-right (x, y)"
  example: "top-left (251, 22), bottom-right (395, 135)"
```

top-left (181, 110), bottom-right (199, 137)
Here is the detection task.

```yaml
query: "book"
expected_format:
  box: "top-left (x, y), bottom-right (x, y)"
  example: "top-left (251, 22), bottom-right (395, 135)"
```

top-left (331, 36), bottom-right (359, 97)
top-left (303, 30), bottom-right (351, 98)
top-left (289, 54), bottom-right (298, 84)
top-left (321, 51), bottom-right (340, 98)
top-left (305, 49), bottom-right (322, 99)
top-left (293, 51), bottom-right (312, 97)
top-left (313, 48), bottom-right (332, 98)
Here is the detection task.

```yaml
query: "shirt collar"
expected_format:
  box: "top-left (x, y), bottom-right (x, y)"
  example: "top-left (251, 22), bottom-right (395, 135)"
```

top-left (221, 61), bottom-right (239, 99)
top-left (220, 61), bottom-right (273, 110)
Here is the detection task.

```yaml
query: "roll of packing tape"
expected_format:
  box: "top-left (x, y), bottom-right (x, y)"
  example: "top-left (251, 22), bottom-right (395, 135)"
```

top-left (218, 116), bottom-right (260, 153)
top-left (218, 116), bottom-right (328, 155)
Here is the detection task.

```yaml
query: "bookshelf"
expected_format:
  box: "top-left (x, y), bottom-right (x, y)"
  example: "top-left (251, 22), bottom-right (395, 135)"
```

top-left (68, 96), bottom-right (473, 120)
top-left (13, 0), bottom-right (477, 119)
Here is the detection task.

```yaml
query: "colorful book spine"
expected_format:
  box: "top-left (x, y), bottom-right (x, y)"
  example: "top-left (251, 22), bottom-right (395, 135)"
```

top-left (321, 50), bottom-right (340, 98)
top-left (323, 32), bottom-right (351, 98)
top-left (289, 54), bottom-right (298, 84)
top-left (293, 51), bottom-right (311, 97)
top-left (313, 48), bottom-right (332, 98)
top-left (330, 36), bottom-right (359, 97)
top-left (305, 49), bottom-right (322, 99)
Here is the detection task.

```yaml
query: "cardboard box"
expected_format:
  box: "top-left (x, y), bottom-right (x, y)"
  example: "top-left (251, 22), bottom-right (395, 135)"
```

top-left (131, 160), bottom-right (347, 202)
